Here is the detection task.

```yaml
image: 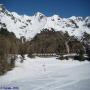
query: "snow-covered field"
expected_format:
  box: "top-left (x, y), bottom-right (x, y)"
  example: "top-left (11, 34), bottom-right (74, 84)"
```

top-left (0, 56), bottom-right (90, 90)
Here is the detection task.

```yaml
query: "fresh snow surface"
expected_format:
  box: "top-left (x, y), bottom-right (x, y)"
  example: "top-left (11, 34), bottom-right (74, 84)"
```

top-left (0, 55), bottom-right (90, 90)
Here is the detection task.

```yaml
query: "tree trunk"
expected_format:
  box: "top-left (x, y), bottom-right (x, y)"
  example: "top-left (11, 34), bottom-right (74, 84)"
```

top-left (65, 41), bottom-right (70, 54)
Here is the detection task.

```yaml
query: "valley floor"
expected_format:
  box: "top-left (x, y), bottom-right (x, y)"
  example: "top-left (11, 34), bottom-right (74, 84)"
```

top-left (0, 56), bottom-right (90, 90)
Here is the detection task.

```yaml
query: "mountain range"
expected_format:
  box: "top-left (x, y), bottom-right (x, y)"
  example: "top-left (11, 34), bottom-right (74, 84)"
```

top-left (0, 4), bottom-right (90, 39)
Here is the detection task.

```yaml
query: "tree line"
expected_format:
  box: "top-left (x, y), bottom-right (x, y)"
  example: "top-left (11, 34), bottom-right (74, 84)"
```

top-left (0, 27), bottom-right (90, 75)
top-left (0, 28), bottom-right (25, 75)
top-left (29, 28), bottom-right (90, 61)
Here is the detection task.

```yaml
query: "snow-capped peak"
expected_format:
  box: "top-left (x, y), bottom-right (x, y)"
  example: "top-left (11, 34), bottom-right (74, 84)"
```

top-left (85, 16), bottom-right (90, 22)
top-left (69, 16), bottom-right (77, 20)
top-left (35, 12), bottom-right (44, 16)
top-left (34, 12), bottom-right (46, 21)
top-left (0, 4), bottom-right (90, 39)
top-left (51, 15), bottom-right (62, 21)
top-left (0, 4), bottom-right (6, 12)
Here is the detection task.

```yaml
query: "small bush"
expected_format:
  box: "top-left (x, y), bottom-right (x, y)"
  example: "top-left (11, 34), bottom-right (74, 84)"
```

top-left (74, 55), bottom-right (85, 61)
top-left (28, 52), bottom-right (35, 58)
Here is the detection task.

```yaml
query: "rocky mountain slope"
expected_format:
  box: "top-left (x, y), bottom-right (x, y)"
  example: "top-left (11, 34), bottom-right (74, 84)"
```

top-left (0, 4), bottom-right (90, 39)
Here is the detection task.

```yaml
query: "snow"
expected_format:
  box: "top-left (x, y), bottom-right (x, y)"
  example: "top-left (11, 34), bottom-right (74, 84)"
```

top-left (0, 56), bottom-right (90, 90)
top-left (0, 5), bottom-right (90, 39)
top-left (0, 4), bottom-right (4, 11)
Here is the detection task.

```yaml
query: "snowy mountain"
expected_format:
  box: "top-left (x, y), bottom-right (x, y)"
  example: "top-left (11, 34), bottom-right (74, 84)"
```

top-left (0, 4), bottom-right (90, 39)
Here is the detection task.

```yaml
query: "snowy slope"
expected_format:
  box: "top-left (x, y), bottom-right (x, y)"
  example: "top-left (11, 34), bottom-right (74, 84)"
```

top-left (0, 56), bottom-right (90, 90)
top-left (0, 4), bottom-right (90, 39)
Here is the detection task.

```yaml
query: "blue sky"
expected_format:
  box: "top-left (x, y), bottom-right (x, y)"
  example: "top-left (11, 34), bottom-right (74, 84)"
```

top-left (0, 0), bottom-right (90, 17)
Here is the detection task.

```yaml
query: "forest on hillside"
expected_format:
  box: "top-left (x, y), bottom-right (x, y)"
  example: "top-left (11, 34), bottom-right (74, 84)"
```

top-left (0, 27), bottom-right (90, 75)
